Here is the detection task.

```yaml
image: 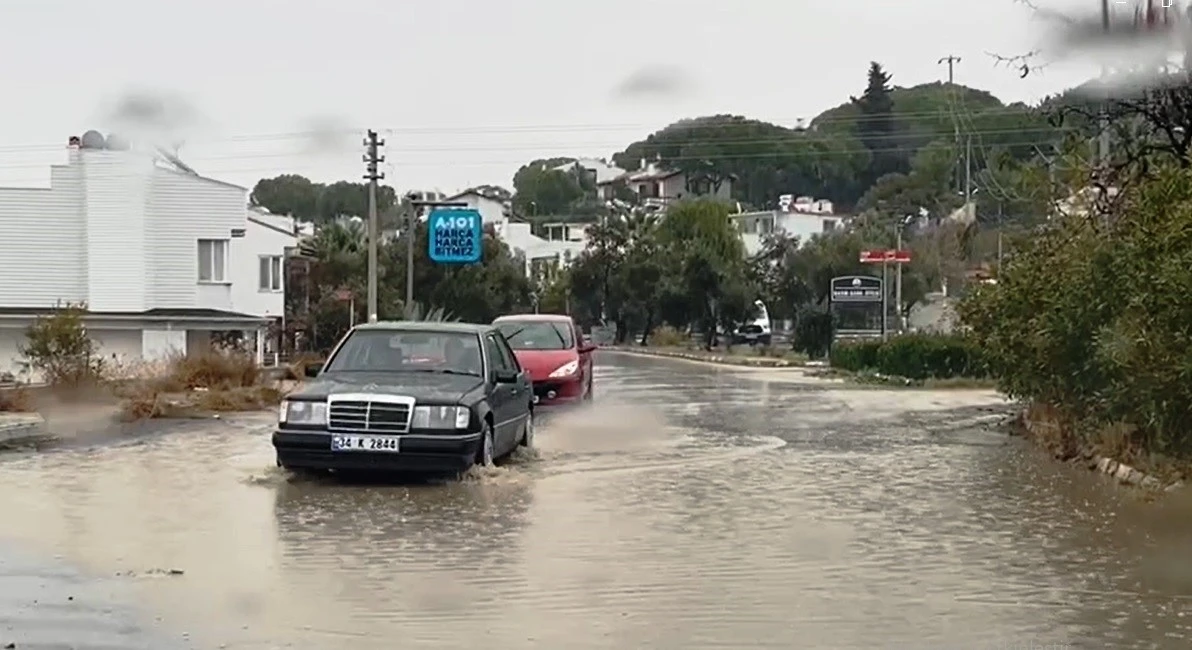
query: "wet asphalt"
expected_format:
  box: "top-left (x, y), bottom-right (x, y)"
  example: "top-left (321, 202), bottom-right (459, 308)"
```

top-left (0, 351), bottom-right (1190, 649)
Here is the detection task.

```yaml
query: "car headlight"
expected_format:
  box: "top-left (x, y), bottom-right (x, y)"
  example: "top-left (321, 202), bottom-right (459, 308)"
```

top-left (411, 405), bottom-right (470, 429)
top-left (280, 400), bottom-right (326, 425)
top-left (548, 360), bottom-right (578, 378)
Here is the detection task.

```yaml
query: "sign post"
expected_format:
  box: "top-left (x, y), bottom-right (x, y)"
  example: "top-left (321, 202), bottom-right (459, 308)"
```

top-left (428, 208), bottom-right (483, 265)
top-left (829, 275), bottom-right (884, 340)
top-left (860, 249), bottom-right (912, 337)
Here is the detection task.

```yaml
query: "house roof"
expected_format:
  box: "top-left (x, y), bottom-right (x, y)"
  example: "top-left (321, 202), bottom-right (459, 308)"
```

top-left (247, 215), bottom-right (297, 238)
top-left (598, 167), bottom-right (684, 185)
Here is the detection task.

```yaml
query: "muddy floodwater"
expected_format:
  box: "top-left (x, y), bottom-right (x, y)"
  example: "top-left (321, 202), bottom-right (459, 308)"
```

top-left (1, 352), bottom-right (1191, 648)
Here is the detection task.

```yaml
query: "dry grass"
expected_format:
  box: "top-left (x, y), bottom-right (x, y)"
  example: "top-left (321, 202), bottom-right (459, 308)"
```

top-left (116, 350), bottom-right (284, 421)
top-left (1017, 402), bottom-right (1191, 484)
top-left (0, 386), bottom-right (33, 412)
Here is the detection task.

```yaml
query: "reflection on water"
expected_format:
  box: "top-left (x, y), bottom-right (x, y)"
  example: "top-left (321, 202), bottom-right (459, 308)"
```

top-left (0, 356), bottom-right (1186, 648)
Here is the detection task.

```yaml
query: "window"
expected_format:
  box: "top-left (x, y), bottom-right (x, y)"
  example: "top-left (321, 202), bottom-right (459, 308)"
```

top-left (198, 239), bottom-right (228, 282)
top-left (496, 321), bottom-right (574, 351)
top-left (822, 219), bottom-right (837, 232)
top-left (259, 255), bottom-right (282, 292)
top-left (484, 334), bottom-right (515, 373)
top-left (323, 330), bottom-right (482, 376)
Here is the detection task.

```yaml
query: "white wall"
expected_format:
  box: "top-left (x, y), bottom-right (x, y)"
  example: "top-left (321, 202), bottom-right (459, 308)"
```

top-left (736, 211), bottom-right (844, 256)
top-left (231, 213), bottom-right (296, 318)
top-left (141, 329), bottom-right (187, 361)
top-left (147, 169), bottom-right (248, 311)
top-left (0, 165), bottom-right (86, 307)
top-left (448, 193), bottom-right (507, 225)
top-left (83, 150), bottom-right (154, 311)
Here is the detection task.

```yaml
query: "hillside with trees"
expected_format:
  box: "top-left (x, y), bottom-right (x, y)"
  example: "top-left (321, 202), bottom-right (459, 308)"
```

top-left (511, 62), bottom-right (1073, 227)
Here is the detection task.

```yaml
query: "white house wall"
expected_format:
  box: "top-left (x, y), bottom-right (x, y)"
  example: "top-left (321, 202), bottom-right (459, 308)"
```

top-left (83, 150), bottom-right (154, 311)
top-left (147, 169), bottom-right (247, 311)
top-left (231, 215), bottom-right (295, 318)
top-left (0, 167), bottom-right (86, 307)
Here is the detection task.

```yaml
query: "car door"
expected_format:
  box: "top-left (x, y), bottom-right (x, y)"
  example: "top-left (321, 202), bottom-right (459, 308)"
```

top-left (495, 332), bottom-right (532, 419)
top-left (483, 333), bottom-right (521, 450)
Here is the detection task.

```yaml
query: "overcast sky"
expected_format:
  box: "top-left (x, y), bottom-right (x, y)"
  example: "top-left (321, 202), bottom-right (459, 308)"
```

top-left (0, 0), bottom-right (1104, 195)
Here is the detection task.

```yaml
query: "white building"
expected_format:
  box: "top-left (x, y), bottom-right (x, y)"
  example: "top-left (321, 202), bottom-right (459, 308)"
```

top-left (553, 158), bottom-right (624, 195)
top-left (731, 196), bottom-right (846, 256)
top-left (443, 187), bottom-right (585, 276)
top-left (596, 161), bottom-right (734, 210)
top-left (0, 131), bottom-right (296, 380)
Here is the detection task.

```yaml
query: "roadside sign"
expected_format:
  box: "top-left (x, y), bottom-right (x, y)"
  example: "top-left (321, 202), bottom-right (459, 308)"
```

top-left (860, 249), bottom-right (911, 263)
top-left (428, 208), bottom-right (483, 264)
top-left (829, 275), bottom-right (882, 302)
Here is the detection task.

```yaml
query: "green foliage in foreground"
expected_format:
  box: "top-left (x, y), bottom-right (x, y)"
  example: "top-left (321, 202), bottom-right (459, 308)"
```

top-left (829, 333), bottom-right (988, 380)
top-left (958, 167), bottom-right (1192, 458)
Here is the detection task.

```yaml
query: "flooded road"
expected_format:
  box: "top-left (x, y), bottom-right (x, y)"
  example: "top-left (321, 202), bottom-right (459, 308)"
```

top-left (1, 351), bottom-right (1190, 649)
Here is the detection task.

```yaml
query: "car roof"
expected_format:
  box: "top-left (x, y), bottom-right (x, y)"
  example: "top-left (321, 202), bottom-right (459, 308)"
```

top-left (351, 321), bottom-right (495, 334)
top-left (492, 313), bottom-right (574, 323)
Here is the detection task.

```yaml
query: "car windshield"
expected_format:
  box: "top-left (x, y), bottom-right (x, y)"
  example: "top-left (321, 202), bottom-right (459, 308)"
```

top-left (496, 321), bottom-right (573, 350)
top-left (323, 329), bottom-right (483, 375)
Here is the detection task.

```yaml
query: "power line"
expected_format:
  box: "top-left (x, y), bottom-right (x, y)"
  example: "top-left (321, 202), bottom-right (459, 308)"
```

top-left (0, 136), bottom-right (1074, 187)
top-left (0, 105), bottom-right (1077, 154)
top-left (0, 126), bottom-right (1073, 172)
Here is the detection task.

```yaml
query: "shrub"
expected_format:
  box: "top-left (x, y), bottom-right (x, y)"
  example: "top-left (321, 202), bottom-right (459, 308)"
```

top-left (958, 166), bottom-right (1192, 459)
top-left (19, 302), bottom-right (104, 386)
top-left (0, 387), bottom-right (32, 412)
top-left (829, 339), bottom-right (882, 371)
top-left (648, 325), bottom-right (688, 347)
top-left (829, 334), bottom-right (986, 379)
top-left (792, 309), bottom-right (834, 359)
top-left (160, 350), bottom-right (260, 391)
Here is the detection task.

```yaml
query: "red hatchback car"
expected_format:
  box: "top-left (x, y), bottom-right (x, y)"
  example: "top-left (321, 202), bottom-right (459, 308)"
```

top-left (492, 314), bottom-right (595, 405)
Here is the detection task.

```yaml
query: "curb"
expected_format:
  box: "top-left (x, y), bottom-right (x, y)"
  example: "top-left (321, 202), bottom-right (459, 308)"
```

top-left (1018, 408), bottom-right (1182, 493)
top-left (602, 346), bottom-right (802, 368)
top-left (0, 413), bottom-right (46, 446)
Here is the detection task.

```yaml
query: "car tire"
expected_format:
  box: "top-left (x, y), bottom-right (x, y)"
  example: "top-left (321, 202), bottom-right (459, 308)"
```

top-left (476, 423), bottom-right (496, 467)
top-left (520, 410), bottom-right (534, 447)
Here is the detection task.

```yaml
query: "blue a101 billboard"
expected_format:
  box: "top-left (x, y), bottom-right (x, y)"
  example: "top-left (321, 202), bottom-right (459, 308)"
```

top-left (427, 209), bottom-right (482, 264)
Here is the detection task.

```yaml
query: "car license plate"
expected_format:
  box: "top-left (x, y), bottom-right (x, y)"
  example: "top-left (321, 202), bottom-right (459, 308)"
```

top-left (331, 435), bottom-right (400, 452)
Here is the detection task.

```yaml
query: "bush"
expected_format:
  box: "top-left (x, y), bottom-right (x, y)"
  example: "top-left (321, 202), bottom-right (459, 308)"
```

top-left (648, 325), bottom-right (688, 347)
top-left (959, 166), bottom-right (1192, 460)
top-left (792, 310), bottom-right (834, 359)
top-left (0, 387), bottom-right (32, 412)
top-left (829, 339), bottom-right (881, 372)
top-left (19, 302), bottom-right (104, 386)
top-left (159, 350), bottom-right (260, 391)
top-left (829, 334), bottom-right (986, 380)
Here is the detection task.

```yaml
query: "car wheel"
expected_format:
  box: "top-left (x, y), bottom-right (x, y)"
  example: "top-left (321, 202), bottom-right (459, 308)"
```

top-left (476, 423), bottom-right (496, 467)
top-left (520, 410), bottom-right (534, 447)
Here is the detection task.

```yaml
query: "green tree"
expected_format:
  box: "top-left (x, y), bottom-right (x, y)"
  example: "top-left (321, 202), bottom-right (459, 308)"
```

top-left (251, 175), bottom-right (396, 223)
top-left (851, 61), bottom-right (904, 184)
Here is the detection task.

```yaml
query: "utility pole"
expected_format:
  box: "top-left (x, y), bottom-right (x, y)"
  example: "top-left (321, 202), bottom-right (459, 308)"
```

top-left (937, 55), bottom-right (960, 84)
top-left (940, 55), bottom-right (962, 196)
top-left (363, 130), bottom-right (385, 323)
top-left (964, 135), bottom-right (972, 206)
top-left (1098, 0), bottom-right (1111, 174)
top-left (404, 198), bottom-right (470, 309)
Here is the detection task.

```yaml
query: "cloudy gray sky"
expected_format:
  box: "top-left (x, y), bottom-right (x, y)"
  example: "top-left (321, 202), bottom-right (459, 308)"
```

top-left (0, 0), bottom-right (1103, 194)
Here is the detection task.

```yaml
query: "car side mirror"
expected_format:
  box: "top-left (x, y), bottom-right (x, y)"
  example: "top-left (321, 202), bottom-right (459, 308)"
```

top-left (304, 364), bottom-right (321, 378)
top-left (493, 369), bottom-right (518, 383)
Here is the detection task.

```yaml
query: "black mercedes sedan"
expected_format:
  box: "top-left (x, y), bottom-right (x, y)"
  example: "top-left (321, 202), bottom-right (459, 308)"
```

top-left (272, 321), bottom-right (534, 475)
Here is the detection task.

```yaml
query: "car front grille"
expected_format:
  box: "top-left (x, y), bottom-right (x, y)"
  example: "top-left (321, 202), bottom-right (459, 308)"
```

top-left (327, 396), bottom-right (413, 433)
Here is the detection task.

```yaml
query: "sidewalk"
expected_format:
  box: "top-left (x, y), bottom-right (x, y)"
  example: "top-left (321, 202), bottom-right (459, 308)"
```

top-left (0, 412), bottom-right (44, 446)
top-left (602, 345), bottom-right (816, 368)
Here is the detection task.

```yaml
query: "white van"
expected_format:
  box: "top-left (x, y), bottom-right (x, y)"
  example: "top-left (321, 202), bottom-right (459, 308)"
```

top-left (731, 300), bottom-right (772, 346)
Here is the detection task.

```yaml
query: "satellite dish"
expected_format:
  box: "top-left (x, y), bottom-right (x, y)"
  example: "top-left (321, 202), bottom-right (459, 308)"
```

top-left (80, 130), bottom-right (105, 149)
top-left (105, 133), bottom-right (131, 150)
